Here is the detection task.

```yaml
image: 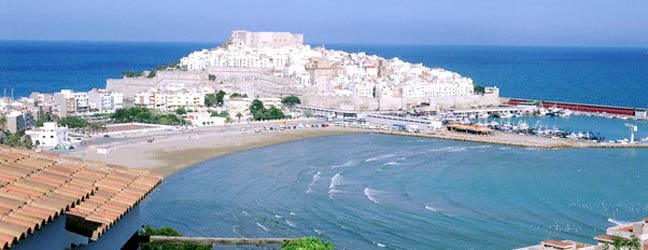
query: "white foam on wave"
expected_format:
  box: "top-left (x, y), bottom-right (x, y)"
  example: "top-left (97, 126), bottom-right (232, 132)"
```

top-left (306, 171), bottom-right (322, 194)
top-left (285, 220), bottom-right (296, 228)
top-left (374, 242), bottom-right (387, 248)
top-left (428, 146), bottom-right (466, 152)
top-left (364, 187), bottom-right (383, 204)
top-left (290, 212), bottom-right (297, 216)
top-left (365, 154), bottom-right (395, 162)
top-left (242, 211), bottom-right (250, 217)
top-left (383, 161), bottom-right (401, 166)
top-left (331, 160), bottom-right (355, 169)
top-left (275, 214), bottom-right (283, 219)
top-left (428, 145), bottom-right (490, 153)
top-left (256, 222), bottom-right (270, 232)
top-left (608, 218), bottom-right (630, 225)
top-left (329, 173), bottom-right (344, 189)
top-left (424, 205), bottom-right (440, 212)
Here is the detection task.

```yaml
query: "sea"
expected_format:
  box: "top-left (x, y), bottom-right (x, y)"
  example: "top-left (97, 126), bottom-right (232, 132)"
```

top-left (1, 41), bottom-right (648, 249)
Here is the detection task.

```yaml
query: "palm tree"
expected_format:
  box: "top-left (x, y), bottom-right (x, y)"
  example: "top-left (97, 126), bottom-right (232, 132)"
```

top-left (236, 112), bottom-right (243, 123)
top-left (0, 115), bottom-right (6, 132)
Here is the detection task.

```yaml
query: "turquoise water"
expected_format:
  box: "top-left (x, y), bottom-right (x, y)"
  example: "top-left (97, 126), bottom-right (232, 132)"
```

top-left (491, 115), bottom-right (648, 141)
top-left (140, 134), bottom-right (648, 249)
top-left (3, 42), bottom-right (648, 248)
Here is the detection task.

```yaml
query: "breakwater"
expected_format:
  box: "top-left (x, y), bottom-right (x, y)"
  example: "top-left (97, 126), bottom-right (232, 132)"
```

top-left (506, 98), bottom-right (646, 117)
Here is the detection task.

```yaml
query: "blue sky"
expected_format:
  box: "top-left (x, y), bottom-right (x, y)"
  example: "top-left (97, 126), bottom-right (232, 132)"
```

top-left (1, 0), bottom-right (647, 46)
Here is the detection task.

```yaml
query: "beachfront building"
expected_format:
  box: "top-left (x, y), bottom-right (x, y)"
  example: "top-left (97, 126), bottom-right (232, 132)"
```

top-left (0, 148), bottom-right (162, 250)
top-left (53, 90), bottom-right (89, 117)
top-left (185, 112), bottom-right (227, 127)
top-left (25, 122), bottom-right (69, 150)
top-left (134, 84), bottom-right (213, 111)
top-left (87, 89), bottom-right (124, 113)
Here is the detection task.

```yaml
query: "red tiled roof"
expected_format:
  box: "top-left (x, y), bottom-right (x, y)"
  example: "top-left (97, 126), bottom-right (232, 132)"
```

top-left (0, 149), bottom-right (162, 249)
top-left (542, 239), bottom-right (573, 248)
top-left (594, 234), bottom-right (614, 243)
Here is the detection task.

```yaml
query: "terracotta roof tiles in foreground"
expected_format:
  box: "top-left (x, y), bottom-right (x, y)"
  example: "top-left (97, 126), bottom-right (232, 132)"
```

top-left (0, 147), bottom-right (162, 249)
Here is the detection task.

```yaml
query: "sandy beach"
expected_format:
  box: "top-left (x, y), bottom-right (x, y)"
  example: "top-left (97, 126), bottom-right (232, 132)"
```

top-left (66, 120), bottom-right (648, 177)
top-left (66, 126), bottom-right (361, 176)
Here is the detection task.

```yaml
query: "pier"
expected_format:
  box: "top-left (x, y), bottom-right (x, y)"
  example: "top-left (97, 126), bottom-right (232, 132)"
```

top-left (506, 98), bottom-right (646, 117)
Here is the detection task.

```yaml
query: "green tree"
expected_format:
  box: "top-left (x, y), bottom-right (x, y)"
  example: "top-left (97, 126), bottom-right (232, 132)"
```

top-left (235, 112), bottom-right (243, 122)
top-left (250, 99), bottom-right (265, 115)
top-left (176, 108), bottom-right (187, 115)
top-left (281, 237), bottom-right (333, 250)
top-left (1, 132), bottom-right (32, 149)
top-left (58, 116), bottom-right (89, 128)
top-left (281, 95), bottom-right (301, 107)
top-left (121, 71), bottom-right (143, 78)
top-left (474, 84), bottom-right (486, 95)
top-left (215, 90), bottom-right (226, 106)
top-left (35, 119), bottom-right (44, 127)
top-left (140, 226), bottom-right (210, 250)
top-left (204, 94), bottom-right (217, 107)
top-left (303, 110), bottom-right (314, 118)
top-left (208, 74), bottom-right (216, 81)
top-left (111, 107), bottom-right (185, 126)
top-left (0, 115), bottom-right (6, 131)
top-left (629, 235), bottom-right (642, 250)
top-left (147, 70), bottom-right (157, 78)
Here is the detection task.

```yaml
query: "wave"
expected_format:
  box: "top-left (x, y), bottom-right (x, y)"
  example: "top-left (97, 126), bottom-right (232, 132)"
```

top-left (285, 220), bottom-right (296, 228)
top-left (331, 160), bottom-right (355, 169)
top-left (424, 205), bottom-right (440, 212)
top-left (242, 210), bottom-right (250, 217)
top-left (256, 222), bottom-right (270, 232)
top-left (364, 187), bottom-right (383, 204)
top-left (329, 173), bottom-right (344, 189)
top-left (383, 161), bottom-right (401, 166)
top-left (374, 242), bottom-right (387, 248)
top-left (365, 154), bottom-right (395, 162)
top-left (289, 212), bottom-right (297, 216)
top-left (428, 146), bottom-right (466, 152)
top-left (275, 214), bottom-right (283, 219)
top-left (608, 218), bottom-right (630, 225)
top-left (306, 171), bottom-right (322, 194)
top-left (428, 145), bottom-right (491, 153)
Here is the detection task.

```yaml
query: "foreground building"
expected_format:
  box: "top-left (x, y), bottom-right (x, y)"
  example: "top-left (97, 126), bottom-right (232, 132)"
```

top-left (0, 146), bottom-right (162, 250)
top-left (25, 122), bottom-right (69, 150)
top-left (517, 217), bottom-right (648, 250)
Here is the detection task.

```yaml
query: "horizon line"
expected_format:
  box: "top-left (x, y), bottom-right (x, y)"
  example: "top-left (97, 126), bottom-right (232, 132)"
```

top-left (1, 38), bottom-right (647, 49)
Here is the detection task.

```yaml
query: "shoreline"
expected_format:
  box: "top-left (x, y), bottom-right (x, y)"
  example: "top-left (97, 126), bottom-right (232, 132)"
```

top-left (66, 127), bottom-right (362, 176)
top-left (375, 130), bottom-right (648, 149)
top-left (66, 123), bottom-right (648, 178)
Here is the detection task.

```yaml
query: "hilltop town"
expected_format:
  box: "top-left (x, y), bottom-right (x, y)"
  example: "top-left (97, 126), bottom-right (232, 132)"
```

top-left (0, 30), bottom-right (502, 151)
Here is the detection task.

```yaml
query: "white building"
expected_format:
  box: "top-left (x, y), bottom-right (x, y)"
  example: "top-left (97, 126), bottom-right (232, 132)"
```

top-left (88, 89), bottom-right (123, 113)
top-left (185, 112), bottom-right (227, 127)
top-left (179, 31), bottom-right (489, 104)
top-left (225, 30), bottom-right (304, 49)
top-left (53, 90), bottom-right (89, 117)
top-left (134, 85), bottom-right (212, 111)
top-left (25, 122), bottom-right (69, 150)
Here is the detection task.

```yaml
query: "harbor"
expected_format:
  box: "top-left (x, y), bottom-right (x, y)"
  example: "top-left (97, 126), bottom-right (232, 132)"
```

top-left (316, 98), bottom-right (648, 149)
